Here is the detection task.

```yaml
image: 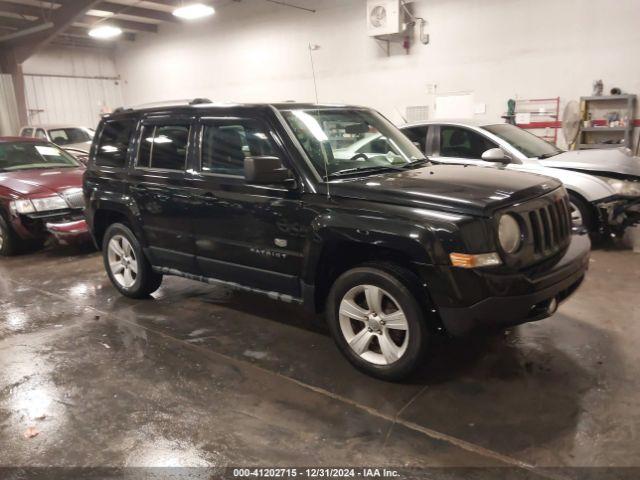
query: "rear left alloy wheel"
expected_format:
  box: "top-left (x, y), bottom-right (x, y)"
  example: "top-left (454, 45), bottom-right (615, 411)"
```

top-left (103, 223), bottom-right (163, 298)
top-left (326, 264), bottom-right (430, 381)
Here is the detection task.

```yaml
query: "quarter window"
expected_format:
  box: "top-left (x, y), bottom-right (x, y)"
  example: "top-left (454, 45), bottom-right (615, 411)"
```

top-left (439, 126), bottom-right (497, 159)
top-left (95, 119), bottom-right (137, 168)
top-left (137, 124), bottom-right (190, 171)
top-left (201, 120), bottom-right (277, 176)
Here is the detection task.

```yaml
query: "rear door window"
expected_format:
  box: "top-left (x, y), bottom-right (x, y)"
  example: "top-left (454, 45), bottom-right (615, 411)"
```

top-left (137, 124), bottom-right (190, 171)
top-left (95, 119), bottom-right (137, 168)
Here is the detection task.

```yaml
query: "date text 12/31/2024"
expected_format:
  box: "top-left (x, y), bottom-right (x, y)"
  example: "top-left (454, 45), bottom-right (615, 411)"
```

top-left (233, 468), bottom-right (401, 478)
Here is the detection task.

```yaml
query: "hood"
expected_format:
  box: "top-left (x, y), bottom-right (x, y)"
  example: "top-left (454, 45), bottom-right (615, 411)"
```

top-left (62, 141), bottom-right (91, 153)
top-left (540, 148), bottom-right (640, 179)
top-left (0, 167), bottom-right (85, 198)
top-left (329, 164), bottom-right (562, 216)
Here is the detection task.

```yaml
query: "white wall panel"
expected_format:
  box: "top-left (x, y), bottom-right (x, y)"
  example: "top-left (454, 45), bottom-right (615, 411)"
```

top-left (24, 75), bottom-right (123, 129)
top-left (114, 0), bottom-right (640, 149)
top-left (0, 74), bottom-right (20, 136)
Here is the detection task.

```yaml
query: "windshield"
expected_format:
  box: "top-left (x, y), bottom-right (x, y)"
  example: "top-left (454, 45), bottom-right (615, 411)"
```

top-left (280, 108), bottom-right (426, 179)
top-left (483, 123), bottom-right (562, 158)
top-left (47, 128), bottom-right (93, 145)
top-left (0, 142), bottom-right (79, 172)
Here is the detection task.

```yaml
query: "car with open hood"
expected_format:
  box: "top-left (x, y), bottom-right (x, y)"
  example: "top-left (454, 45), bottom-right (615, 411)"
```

top-left (399, 120), bottom-right (640, 237)
top-left (0, 137), bottom-right (90, 255)
top-left (84, 100), bottom-right (589, 380)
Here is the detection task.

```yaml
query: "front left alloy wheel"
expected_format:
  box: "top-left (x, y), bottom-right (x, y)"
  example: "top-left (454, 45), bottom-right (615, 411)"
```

top-left (326, 264), bottom-right (430, 381)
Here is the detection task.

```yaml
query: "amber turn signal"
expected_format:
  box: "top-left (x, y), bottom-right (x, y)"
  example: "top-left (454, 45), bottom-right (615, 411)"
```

top-left (450, 252), bottom-right (502, 268)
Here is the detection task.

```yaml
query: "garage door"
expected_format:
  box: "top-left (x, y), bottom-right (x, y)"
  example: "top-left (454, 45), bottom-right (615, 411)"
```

top-left (24, 74), bottom-right (123, 129)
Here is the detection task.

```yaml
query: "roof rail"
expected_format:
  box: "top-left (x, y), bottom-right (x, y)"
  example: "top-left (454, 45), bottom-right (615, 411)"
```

top-left (189, 98), bottom-right (212, 105)
top-left (114, 98), bottom-right (213, 111)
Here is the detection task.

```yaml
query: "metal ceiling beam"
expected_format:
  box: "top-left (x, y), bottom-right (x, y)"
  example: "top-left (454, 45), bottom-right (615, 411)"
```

top-left (79, 14), bottom-right (158, 32)
top-left (98, 2), bottom-right (176, 22)
top-left (52, 33), bottom-right (116, 48)
top-left (0, 0), bottom-right (174, 24)
top-left (66, 24), bottom-right (135, 40)
top-left (0, 16), bottom-right (44, 29)
top-left (0, 1), bottom-right (52, 19)
top-left (0, 21), bottom-right (53, 42)
top-left (7, 0), bottom-right (103, 62)
top-left (132, 0), bottom-right (176, 6)
top-left (0, 14), bottom-right (134, 40)
top-left (0, 4), bottom-right (158, 33)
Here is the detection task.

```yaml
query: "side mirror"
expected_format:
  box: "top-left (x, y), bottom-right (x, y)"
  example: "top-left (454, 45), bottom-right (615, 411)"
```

top-left (244, 156), bottom-right (292, 184)
top-left (481, 148), bottom-right (510, 163)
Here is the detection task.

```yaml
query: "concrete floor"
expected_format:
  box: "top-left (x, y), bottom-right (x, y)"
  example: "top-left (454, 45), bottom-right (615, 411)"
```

top-left (0, 243), bottom-right (639, 478)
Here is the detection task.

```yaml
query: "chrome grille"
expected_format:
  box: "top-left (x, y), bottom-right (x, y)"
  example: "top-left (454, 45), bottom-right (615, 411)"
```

top-left (63, 189), bottom-right (85, 209)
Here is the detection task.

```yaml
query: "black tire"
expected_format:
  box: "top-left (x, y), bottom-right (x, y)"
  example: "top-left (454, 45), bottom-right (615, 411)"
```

top-left (568, 192), bottom-right (597, 235)
top-left (326, 263), bottom-right (430, 381)
top-left (0, 214), bottom-right (18, 256)
top-left (102, 223), bottom-right (163, 298)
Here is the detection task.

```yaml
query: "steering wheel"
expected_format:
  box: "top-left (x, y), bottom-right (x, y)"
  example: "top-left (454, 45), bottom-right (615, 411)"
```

top-left (349, 153), bottom-right (369, 162)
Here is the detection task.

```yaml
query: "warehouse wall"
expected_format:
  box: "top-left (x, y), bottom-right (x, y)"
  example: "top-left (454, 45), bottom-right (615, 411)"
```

top-left (20, 46), bottom-right (121, 129)
top-left (24, 46), bottom-right (118, 78)
top-left (114, 0), bottom-right (640, 147)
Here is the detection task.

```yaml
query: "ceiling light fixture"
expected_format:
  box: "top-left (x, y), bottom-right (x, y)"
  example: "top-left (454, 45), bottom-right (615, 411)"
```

top-left (88, 25), bottom-right (123, 39)
top-left (172, 3), bottom-right (215, 20)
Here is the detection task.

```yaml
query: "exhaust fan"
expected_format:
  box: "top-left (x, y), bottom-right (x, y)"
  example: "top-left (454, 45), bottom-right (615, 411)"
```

top-left (366, 0), bottom-right (402, 37)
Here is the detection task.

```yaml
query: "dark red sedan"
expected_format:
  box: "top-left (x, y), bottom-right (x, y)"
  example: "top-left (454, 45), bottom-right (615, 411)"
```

top-left (0, 137), bottom-right (90, 256)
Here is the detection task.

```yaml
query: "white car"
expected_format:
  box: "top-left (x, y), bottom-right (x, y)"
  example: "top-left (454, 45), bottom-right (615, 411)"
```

top-left (397, 120), bottom-right (640, 236)
top-left (19, 125), bottom-right (94, 154)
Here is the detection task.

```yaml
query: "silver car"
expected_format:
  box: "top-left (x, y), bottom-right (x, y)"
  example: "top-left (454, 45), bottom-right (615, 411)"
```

top-left (398, 120), bottom-right (640, 237)
top-left (19, 125), bottom-right (94, 154)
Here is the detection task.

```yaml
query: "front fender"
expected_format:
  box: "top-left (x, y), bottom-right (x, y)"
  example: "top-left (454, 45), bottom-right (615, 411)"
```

top-left (518, 164), bottom-right (615, 202)
top-left (301, 204), bottom-right (476, 284)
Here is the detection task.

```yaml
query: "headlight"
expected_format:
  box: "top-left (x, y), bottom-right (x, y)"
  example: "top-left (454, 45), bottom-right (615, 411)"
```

top-left (30, 195), bottom-right (69, 212)
top-left (498, 214), bottom-right (522, 253)
top-left (598, 177), bottom-right (640, 196)
top-left (10, 199), bottom-right (35, 214)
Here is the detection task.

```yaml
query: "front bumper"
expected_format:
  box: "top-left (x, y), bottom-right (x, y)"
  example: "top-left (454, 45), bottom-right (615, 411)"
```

top-left (45, 219), bottom-right (90, 244)
top-left (596, 196), bottom-right (640, 234)
top-left (437, 234), bottom-right (591, 336)
top-left (10, 209), bottom-right (90, 245)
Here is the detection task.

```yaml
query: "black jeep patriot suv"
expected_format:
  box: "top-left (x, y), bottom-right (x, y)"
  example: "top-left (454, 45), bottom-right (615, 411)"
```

top-left (84, 100), bottom-right (590, 380)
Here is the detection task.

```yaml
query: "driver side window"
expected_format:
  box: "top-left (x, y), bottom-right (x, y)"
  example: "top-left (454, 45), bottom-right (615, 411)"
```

top-left (440, 126), bottom-right (496, 159)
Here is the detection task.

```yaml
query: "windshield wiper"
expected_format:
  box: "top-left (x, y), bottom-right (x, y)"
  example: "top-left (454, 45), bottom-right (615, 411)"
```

top-left (402, 158), bottom-right (430, 168)
top-left (538, 152), bottom-right (562, 159)
top-left (329, 165), bottom-right (400, 178)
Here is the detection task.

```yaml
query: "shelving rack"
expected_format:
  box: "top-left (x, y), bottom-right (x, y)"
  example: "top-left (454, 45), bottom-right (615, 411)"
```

top-left (578, 94), bottom-right (636, 149)
top-left (506, 97), bottom-right (561, 144)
